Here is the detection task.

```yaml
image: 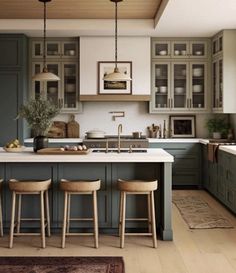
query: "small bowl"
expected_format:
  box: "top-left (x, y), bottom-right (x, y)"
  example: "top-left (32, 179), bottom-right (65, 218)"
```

top-left (66, 84), bottom-right (76, 93)
top-left (3, 146), bottom-right (25, 153)
top-left (174, 87), bottom-right (185, 94)
top-left (159, 50), bottom-right (167, 56)
top-left (195, 51), bottom-right (203, 56)
top-left (193, 85), bottom-right (203, 92)
top-left (159, 86), bottom-right (167, 93)
top-left (193, 68), bottom-right (203, 77)
top-left (181, 50), bottom-right (187, 55)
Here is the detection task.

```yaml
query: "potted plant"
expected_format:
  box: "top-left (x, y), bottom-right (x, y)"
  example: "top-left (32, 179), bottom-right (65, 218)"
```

top-left (206, 116), bottom-right (229, 139)
top-left (17, 98), bottom-right (60, 151)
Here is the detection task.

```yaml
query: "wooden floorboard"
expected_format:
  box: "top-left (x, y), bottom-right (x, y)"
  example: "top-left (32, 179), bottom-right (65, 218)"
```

top-left (0, 190), bottom-right (236, 273)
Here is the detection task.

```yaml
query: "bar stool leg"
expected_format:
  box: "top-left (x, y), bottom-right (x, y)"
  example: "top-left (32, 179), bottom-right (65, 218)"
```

top-left (147, 193), bottom-right (152, 233)
top-left (61, 191), bottom-right (68, 248)
top-left (66, 194), bottom-right (71, 233)
top-left (150, 191), bottom-right (157, 248)
top-left (9, 191), bottom-right (16, 248)
top-left (16, 194), bottom-right (22, 233)
top-left (0, 194), bottom-right (3, 237)
top-left (45, 190), bottom-right (51, 237)
top-left (93, 190), bottom-right (99, 248)
top-left (120, 191), bottom-right (126, 248)
top-left (118, 191), bottom-right (123, 237)
top-left (40, 191), bottom-right (46, 248)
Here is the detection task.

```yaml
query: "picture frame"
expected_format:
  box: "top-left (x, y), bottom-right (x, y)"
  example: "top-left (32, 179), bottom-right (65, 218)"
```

top-left (98, 61), bottom-right (132, 94)
top-left (169, 115), bottom-right (196, 138)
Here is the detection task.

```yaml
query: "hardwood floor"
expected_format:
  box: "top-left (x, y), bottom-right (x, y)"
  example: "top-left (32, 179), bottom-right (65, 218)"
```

top-left (1, 190), bottom-right (236, 273)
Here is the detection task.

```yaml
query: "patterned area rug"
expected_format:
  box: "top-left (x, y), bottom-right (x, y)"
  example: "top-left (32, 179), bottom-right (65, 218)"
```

top-left (0, 257), bottom-right (125, 273)
top-left (173, 195), bottom-right (234, 229)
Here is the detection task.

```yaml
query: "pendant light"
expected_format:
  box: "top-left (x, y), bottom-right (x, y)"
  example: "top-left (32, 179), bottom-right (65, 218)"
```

top-left (103, 0), bottom-right (132, 82)
top-left (33, 0), bottom-right (60, 81)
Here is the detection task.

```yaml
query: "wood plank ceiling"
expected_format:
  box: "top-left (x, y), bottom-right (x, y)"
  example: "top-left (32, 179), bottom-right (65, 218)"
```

top-left (0, 0), bottom-right (162, 19)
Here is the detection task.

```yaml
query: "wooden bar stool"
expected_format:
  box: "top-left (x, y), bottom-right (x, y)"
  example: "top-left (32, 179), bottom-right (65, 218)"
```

top-left (60, 179), bottom-right (101, 249)
top-left (9, 179), bottom-right (51, 248)
top-left (0, 179), bottom-right (3, 237)
top-left (118, 179), bottom-right (158, 248)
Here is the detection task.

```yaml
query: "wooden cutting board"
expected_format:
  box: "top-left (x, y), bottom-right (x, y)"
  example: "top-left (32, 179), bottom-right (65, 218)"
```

top-left (37, 148), bottom-right (91, 155)
top-left (67, 115), bottom-right (80, 138)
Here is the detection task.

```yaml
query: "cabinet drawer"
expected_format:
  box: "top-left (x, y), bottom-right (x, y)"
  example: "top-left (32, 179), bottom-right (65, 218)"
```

top-left (225, 187), bottom-right (236, 212)
top-left (173, 155), bottom-right (199, 169)
top-left (172, 170), bottom-right (199, 186)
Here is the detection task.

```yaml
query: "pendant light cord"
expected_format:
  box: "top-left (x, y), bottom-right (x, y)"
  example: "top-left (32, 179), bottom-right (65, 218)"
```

top-left (115, 1), bottom-right (118, 69)
top-left (43, 1), bottom-right (47, 70)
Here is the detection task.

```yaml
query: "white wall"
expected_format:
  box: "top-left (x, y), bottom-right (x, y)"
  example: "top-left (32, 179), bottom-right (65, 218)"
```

top-left (57, 102), bottom-right (211, 138)
top-left (80, 36), bottom-right (150, 95)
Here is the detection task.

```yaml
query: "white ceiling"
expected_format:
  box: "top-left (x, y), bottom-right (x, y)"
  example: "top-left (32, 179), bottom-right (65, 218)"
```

top-left (1, 0), bottom-right (236, 37)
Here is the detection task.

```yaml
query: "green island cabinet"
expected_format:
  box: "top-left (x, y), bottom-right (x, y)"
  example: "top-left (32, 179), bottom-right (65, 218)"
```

top-left (0, 34), bottom-right (28, 146)
top-left (1, 162), bottom-right (162, 233)
top-left (202, 145), bottom-right (236, 213)
top-left (149, 143), bottom-right (201, 187)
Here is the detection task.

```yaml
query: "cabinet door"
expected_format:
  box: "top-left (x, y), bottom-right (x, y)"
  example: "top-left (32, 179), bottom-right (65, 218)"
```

top-left (32, 41), bottom-right (43, 58)
top-left (171, 41), bottom-right (189, 58)
top-left (61, 62), bottom-right (79, 111)
top-left (212, 60), bottom-right (219, 109)
top-left (152, 41), bottom-right (171, 58)
top-left (172, 62), bottom-right (189, 109)
top-left (32, 62), bottom-right (44, 99)
top-left (190, 41), bottom-right (207, 58)
top-left (152, 62), bottom-right (171, 111)
top-left (0, 71), bottom-right (21, 146)
top-left (62, 41), bottom-right (78, 59)
top-left (46, 62), bottom-right (60, 105)
top-left (218, 59), bottom-right (223, 109)
top-left (46, 41), bottom-right (61, 58)
top-left (212, 34), bottom-right (223, 57)
top-left (189, 62), bottom-right (207, 110)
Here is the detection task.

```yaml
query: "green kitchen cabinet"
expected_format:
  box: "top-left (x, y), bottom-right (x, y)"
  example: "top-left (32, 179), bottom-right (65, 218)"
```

top-left (0, 34), bottom-right (28, 146)
top-left (149, 143), bottom-right (201, 187)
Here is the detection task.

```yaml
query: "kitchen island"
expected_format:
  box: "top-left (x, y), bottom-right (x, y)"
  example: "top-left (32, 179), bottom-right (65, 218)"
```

top-left (0, 148), bottom-right (173, 240)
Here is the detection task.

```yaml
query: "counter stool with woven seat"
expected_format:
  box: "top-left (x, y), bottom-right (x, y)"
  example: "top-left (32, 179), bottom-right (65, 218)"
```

top-left (9, 179), bottom-right (51, 248)
top-left (60, 179), bottom-right (101, 249)
top-left (0, 179), bottom-right (3, 237)
top-left (118, 179), bottom-right (158, 248)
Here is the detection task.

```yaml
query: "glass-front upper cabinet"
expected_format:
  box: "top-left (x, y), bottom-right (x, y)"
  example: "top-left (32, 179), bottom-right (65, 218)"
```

top-left (152, 41), bottom-right (171, 58)
top-left (32, 40), bottom-right (78, 59)
top-left (212, 58), bottom-right (223, 110)
top-left (212, 34), bottom-right (223, 57)
top-left (172, 63), bottom-right (188, 109)
top-left (62, 63), bottom-right (78, 111)
top-left (32, 63), bottom-right (43, 98)
top-left (190, 63), bottom-right (207, 109)
top-left (152, 62), bottom-right (170, 110)
top-left (172, 42), bottom-right (188, 58)
top-left (190, 41), bottom-right (207, 58)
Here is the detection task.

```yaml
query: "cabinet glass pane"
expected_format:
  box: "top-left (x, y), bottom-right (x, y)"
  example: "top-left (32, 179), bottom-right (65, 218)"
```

top-left (219, 36), bottom-right (223, 52)
top-left (154, 64), bottom-right (168, 108)
top-left (63, 64), bottom-right (77, 109)
top-left (33, 43), bottom-right (42, 57)
top-left (192, 64), bottom-right (205, 108)
top-left (46, 43), bottom-right (60, 57)
top-left (213, 61), bottom-right (217, 108)
top-left (154, 43), bottom-right (169, 57)
top-left (173, 43), bottom-right (187, 56)
top-left (173, 64), bottom-right (187, 108)
top-left (46, 64), bottom-right (59, 105)
top-left (219, 59), bottom-right (223, 108)
top-left (213, 40), bottom-right (217, 55)
top-left (191, 43), bottom-right (205, 57)
top-left (34, 64), bottom-right (41, 99)
top-left (63, 43), bottom-right (77, 57)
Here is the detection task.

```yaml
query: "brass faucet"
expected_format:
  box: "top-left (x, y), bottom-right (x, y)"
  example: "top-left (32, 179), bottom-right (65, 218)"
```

top-left (117, 124), bottom-right (123, 153)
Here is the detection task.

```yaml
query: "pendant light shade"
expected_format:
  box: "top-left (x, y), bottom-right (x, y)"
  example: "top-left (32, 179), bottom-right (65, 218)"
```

top-left (33, 0), bottom-right (60, 82)
top-left (103, 0), bottom-right (132, 82)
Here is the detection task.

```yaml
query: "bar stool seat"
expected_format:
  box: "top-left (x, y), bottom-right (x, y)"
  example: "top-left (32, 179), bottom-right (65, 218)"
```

top-left (60, 179), bottom-right (101, 249)
top-left (9, 179), bottom-right (51, 248)
top-left (118, 179), bottom-right (158, 248)
top-left (0, 179), bottom-right (3, 237)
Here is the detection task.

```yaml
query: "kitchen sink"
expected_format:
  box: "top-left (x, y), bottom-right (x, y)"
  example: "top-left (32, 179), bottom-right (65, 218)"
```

top-left (92, 149), bottom-right (147, 153)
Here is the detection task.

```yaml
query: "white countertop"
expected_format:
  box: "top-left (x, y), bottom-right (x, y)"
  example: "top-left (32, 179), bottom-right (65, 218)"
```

top-left (0, 148), bottom-right (174, 163)
top-left (148, 138), bottom-right (204, 143)
top-left (24, 138), bottom-right (83, 143)
top-left (219, 145), bottom-right (236, 156)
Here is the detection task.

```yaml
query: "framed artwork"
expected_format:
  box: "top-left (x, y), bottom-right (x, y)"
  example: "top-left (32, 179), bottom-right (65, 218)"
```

top-left (98, 61), bottom-right (132, 94)
top-left (169, 115), bottom-right (196, 138)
